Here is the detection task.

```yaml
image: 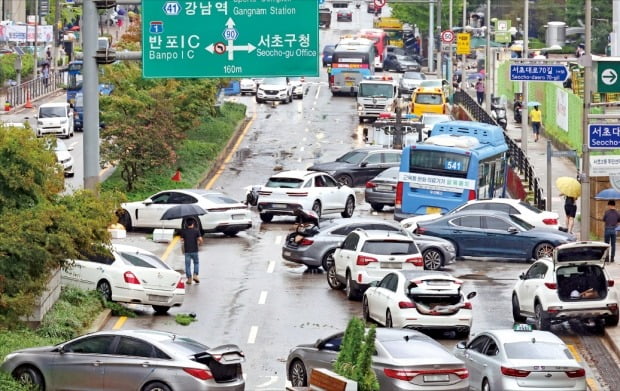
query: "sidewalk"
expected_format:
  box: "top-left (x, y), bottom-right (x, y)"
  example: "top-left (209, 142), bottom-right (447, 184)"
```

top-left (493, 99), bottom-right (620, 363)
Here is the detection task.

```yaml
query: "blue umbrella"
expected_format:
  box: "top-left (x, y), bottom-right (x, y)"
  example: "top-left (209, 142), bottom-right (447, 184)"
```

top-left (527, 101), bottom-right (541, 107)
top-left (595, 188), bottom-right (620, 200)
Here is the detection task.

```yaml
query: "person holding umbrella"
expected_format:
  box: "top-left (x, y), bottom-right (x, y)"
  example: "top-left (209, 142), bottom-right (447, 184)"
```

top-left (180, 218), bottom-right (203, 284)
top-left (603, 200), bottom-right (620, 263)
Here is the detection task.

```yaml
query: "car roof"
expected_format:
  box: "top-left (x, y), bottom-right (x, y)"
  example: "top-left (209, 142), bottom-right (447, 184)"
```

top-left (351, 229), bottom-right (412, 240)
top-left (483, 329), bottom-right (563, 344)
top-left (351, 146), bottom-right (401, 153)
top-left (40, 102), bottom-right (69, 108)
top-left (269, 170), bottom-right (319, 179)
top-left (157, 189), bottom-right (225, 196)
top-left (325, 217), bottom-right (402, 230)
top-left (446, 209), bottom-right (510, 217)
top-left (464, 198), bottom-right (522, 206)
top-left (374, 327), bottom-right (432, 342)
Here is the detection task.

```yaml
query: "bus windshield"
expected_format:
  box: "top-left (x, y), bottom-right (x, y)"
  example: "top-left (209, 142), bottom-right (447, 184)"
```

top-left (358, 83), bottom-right (394, 98)
top-left (409, 150), bottom-right (469, 175)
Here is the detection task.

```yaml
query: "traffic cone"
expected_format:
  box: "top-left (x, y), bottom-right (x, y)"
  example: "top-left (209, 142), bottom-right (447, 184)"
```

top-left (171, 169), bottom-right (182, 182)
top-left (24, 94), bottom-right (33, 109)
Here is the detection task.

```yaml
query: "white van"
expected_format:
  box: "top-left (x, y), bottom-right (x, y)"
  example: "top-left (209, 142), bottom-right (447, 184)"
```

top-left (36, 102), bottom-right (74, 138)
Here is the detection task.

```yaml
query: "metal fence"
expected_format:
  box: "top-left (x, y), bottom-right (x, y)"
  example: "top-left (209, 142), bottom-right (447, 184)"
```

top-left (6, 70), bottom-right (64, 108)
top-left (453, 90), bottom-right (546, 210)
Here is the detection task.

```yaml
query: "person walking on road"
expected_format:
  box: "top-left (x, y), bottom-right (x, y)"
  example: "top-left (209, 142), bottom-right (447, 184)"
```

top-left (475, 78), bottom-right (484, 105)
top-left (41, 63), bottom-right (50, 89)
top-left (530, 105), bottom-right (542, 142)
top-left (179, 218), bottom-right (203, 283)
top-left (563, 195), bottom-right (577, 235)
top-left (603, 200), bottom-right (620, 263)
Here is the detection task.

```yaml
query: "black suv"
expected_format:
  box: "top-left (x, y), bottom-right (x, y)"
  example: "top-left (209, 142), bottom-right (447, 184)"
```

top-left (308, 147), bottom-right (401, 187)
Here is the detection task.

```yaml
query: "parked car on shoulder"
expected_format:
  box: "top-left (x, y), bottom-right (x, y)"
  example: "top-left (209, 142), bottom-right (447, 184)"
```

top-left (51, 138), bottom-right (75, 177)
top-left (512, 241), bottom-right (619, 331)
top-left (257, 170), bottom-right (356, 222)
top-left (1, 329), bottom-right (246, 391)
top-left (240, 78), bottom-right (257, 95)
top-left (288, 77), bottom-right (305, 99)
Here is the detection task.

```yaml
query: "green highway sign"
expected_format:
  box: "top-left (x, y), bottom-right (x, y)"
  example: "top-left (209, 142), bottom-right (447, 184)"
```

top-left (142, 0), bottom-right (319, 78)
top-left (597, 61), bottom-right (620, 93)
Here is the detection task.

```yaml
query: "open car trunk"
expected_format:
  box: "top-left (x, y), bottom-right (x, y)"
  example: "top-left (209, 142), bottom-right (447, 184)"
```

top-left (409, 293), bottom-right (464, 315)
top-left (194, 344), bottom-right (245, 383)
top-left (557, 265), bottom-right (608, 302)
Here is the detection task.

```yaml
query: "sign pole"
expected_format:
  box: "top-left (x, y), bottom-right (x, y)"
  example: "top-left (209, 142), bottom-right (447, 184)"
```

top-left (520, 0), bottom-right (529, 156)
top-left (448, 0), bottom-right (453, 99)
top-left (428, 1), bottom-right (434, 73)
top-left (461, 0), bottom-right (466, 92)
top-left (580, 0), bottom-right (593, 239)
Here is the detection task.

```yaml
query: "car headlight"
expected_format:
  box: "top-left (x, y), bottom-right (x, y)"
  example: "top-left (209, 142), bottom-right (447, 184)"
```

top-left (357, 103), bottom-right (363, 111)
top-left (37, 120), bottom-right (43, 126)
top-left (443, 244), bottom-right (455, 251)
top-left (60, 119), bottom-right (67, 124)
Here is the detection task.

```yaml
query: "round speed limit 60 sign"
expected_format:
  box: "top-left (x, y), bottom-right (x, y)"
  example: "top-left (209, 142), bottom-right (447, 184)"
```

top-left (441, 30), bottom-right (455, 43)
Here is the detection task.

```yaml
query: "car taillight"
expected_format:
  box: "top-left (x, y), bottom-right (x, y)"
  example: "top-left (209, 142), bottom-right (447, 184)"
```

top-left (463, 302), bottom-right (472, 309)
top-left (406, 256), bottom-right (423, 267)
top-left (608, 280), bottom-right (615, 287)
top-left (395, 182), bottom-right (403, 208)
top-left (123, 271), bottom-right (140, 285)
top-left (544, 282), bottom-right (557, 289)
top-left (501, 366), bottom-right (530, 377)
top-left (366, 181), bottom-right (376, 189)
top-left (542, 218), bottom-right (558, 225)
top-left (384, 367), bottom-right (469, 381)
top-left (356, 255), bottom-right (378, 266)
top-left (468, 190), bottom-right (476, 200)
top-left (183, 368), bottom-right (214, 380)
top-left (607, 303), bottom-right (618, 312)
top-left (299, 238), bottom-right (314, 246)
top-left (398, 301), bottom-right (415, 309)
top-left (286, 192), bottom-right (308, 197)
top-left (176, 279), bottom-right (185, 289)
top-left (565, 368), bottom-right (585, 378)
top-left (329, 75), bottom-right (334, 86)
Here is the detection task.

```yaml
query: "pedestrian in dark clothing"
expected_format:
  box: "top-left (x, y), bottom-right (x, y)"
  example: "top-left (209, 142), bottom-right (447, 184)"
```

top-left (603, 200), bottom-right (620, 262)
top-left (179, 218), bottom-right (203, 283)
top-left (475, 78), bottom-right (484, 105)
top-left (41, 63), bottom-right (50, 88)
top-left (563, 196), bottom-right (577, 234)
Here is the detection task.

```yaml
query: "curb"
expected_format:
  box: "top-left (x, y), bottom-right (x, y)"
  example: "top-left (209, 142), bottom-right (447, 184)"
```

top-left (86, 308), bottom-right (112, 333)
top-left (603, 327), bottom-right (620, 360)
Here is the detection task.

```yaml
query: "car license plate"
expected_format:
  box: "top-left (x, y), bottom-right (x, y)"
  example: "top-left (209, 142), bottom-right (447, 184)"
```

top-left (232, 214), bottom-right (246, 220)
top-left (283, 251), bottom-right (292, 257)
top-left (376, 185), bottom-right (392, 191)
top-left (148, 295), bottom-right (169, 302)
top-left (272, 203), bottom-right (287, 209)
top-left (426, 206), bottom-right (441, 214)
top-left (345, 81), bottom-right (354, 86)
top-left (423, 374), bottom-right (450, 382)
top-left (380, 262), bottom-right (402, 269)
top-left (426, 280), bottom-right (449, 286)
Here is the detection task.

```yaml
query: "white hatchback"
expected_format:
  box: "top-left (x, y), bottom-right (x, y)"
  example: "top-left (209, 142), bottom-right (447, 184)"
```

top-left (61, 244), bottom-right (185, 314)
top-left (401, 198), bottom-right (560, 232)
top-left (257, 170), bottom-right (356, 223)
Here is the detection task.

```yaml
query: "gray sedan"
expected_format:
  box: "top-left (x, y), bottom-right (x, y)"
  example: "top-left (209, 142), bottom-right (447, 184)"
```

top-left (1, 329), bottom-right (245, 391)
top-left (281, 218), bottom-right (456, 271)
top-left (364, 166), bottom-right (399, 212)
top-left (286, 328), bottom-right (469, 390)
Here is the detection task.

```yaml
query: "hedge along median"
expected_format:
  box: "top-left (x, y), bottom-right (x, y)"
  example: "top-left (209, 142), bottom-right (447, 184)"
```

top-left (101, 101), bottom-right (248, 201)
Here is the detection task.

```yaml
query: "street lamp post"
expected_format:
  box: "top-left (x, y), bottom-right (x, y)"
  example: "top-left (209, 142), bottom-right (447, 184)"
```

top-left (484, 0), bottom-right (491, 112)
top-left (520, 0), bottom-right (529, 155)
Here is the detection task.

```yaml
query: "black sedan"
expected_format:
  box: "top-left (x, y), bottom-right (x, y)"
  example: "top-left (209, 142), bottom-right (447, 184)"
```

top-left (307, 147), bottom-right (401, 187)
top-left (336, 9), bottom-right (352, 21)
top-left (415, 210), bottom-right (576, 261)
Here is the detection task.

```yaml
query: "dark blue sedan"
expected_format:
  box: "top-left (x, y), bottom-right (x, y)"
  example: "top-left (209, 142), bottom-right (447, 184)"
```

top-left (322, 45), bottom-right (335, 67)
top-left (416, 210), bottom-right (575, 261)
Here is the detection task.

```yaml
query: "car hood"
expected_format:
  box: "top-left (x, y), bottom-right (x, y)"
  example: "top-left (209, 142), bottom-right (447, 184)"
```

top-left (401, 79), bottom-right (424, 87)
top-left (259, 83), bottom-right (288, 90)
top-left (308, 162), bottom-right (356, 171)
top-left (55, 149), bottom-right (72, 163)
top-left (10, 345), bottom-right (56, 355)
top-left (412, 233), bottom-right (451, 246)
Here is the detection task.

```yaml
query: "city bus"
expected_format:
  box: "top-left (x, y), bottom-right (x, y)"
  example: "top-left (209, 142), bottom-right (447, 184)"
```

top-left (66, 60), bottom-right (83, 104)
top-left (394, 120), bottom-right (508, 220)
top-left (359, 28), bottom-right (388, 71)
top-left (329, 38), bottom-right (375, 95)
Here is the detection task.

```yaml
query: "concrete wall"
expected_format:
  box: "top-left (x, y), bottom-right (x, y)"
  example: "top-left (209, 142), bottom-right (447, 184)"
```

top-left (22, 267), bottom-right (61, 325)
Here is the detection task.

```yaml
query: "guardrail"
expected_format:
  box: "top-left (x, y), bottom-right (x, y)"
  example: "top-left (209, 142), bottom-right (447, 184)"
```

top-left (453, 90), bottom-right (546, 210)
top-left (6, 70), bottom-right (64, 108)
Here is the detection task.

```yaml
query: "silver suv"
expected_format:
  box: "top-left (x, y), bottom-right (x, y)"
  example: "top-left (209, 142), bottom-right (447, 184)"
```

top-left (255, 77), bottom-right (292, 104)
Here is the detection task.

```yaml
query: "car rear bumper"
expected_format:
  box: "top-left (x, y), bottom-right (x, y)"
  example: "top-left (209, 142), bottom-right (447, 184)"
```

top-left (211, 222), bottom-right (252, 233)
top-left (113, 287), bottom-right (185, 307)
top-left (547, 306), bottom-right (617, 321)
top-left (281, 247), bottom-right (322, 267)
top-left (364, 190), bottom-right (395, 205)
top-left (258, 202), bottom-right (303, 216)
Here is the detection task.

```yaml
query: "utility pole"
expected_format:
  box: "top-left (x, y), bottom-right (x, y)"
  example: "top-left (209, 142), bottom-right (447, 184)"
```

top-left (83, 0), bottom-right (100, 192)
top-left (436, 0), bottom-right (442, 79)
top-left (580, 0), bottom-right (593, 240)
top-left (520, 0), bottom-right (529, 155)
top-left (428, 1), bottom-right (434, 73)
top-left (448, 0), bottom-right (453, 98)
top-left (53, 0), bottom-right (60, 71)
top-left (33, 0), bottom-right (39, 81)
top-left (460, 0), bottom-right (466, 91)
top-left (484, 0), bottom-right (491, 112)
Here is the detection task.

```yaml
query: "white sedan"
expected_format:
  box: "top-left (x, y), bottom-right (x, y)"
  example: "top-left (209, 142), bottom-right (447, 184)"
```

top-left (240, 78), bottom-right (257, 95)
top-left (119, 189), bottom-right (252, 236)
top-left (257, 170), bottom-right (356, 223)
top-left (61, 244), bottom-right (185, 314)
top-left (401, 198), bottom-right (560, 232)
top-left (363, 270), bottom-right (476, 338)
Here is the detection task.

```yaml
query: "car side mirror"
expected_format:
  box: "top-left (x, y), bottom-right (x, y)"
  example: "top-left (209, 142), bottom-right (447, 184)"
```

top-left (466, 291), bottom-right (477, 300)
top-left (508, 226), bottom-right (519, 234)
top-left (143, 199), bottom-right (153, 205)
top-left (455, 341), bottom-right (467, 349)
top-left (360, 162), bottom-right (368, 167)
top-left (519, 272), bottom-right (526, 280)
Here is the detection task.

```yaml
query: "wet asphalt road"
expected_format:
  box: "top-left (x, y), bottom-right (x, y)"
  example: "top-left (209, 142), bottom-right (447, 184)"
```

top-left (99, 8), bottom-right (615, 391)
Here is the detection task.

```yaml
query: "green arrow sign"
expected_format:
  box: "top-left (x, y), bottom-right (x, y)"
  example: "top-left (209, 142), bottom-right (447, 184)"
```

top-left (142, 0), bottom-right (319, 78)
top-left (597, 61), bottom-right (620, 93)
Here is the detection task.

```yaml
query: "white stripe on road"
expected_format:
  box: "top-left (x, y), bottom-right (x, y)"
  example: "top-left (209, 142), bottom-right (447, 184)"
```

top-left (258, 290), bottom-right (268, 305)
top-left (247, 326), bottom-right (258, 344)
top-left (274, 235), bottom-right (282, 245)
top-left (315, 83), bottom-right (321, 100)
top-left (300, 146), bottom-right (305, 152)
top-left (256, 376), bottom-right (278, 388)
top-left (267, 260), bottom-right (275, 273)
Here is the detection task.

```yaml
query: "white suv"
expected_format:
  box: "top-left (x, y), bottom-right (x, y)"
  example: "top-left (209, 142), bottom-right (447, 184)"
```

top-left (512, 241), bottom-right (619, 331)
top-left (327, 229), bottom-right (423, 300)
top-left (257, 170), bottom-right (356, 223)
top-left (255, 77), bottom-right (293, 104)
top-left (36, 102), bottom-right (74, 138)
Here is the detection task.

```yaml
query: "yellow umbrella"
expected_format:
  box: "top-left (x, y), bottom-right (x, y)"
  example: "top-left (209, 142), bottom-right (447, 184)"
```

top-left (556, 177), bottom-right (581, 198)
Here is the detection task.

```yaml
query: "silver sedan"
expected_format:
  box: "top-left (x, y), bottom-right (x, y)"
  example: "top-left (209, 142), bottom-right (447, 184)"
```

top-left (1, 329), bottom-right (246, 391)
top-left (281, 218), bottom-right (456, 271)
top-left (453, 327), bottom-right (586, 391)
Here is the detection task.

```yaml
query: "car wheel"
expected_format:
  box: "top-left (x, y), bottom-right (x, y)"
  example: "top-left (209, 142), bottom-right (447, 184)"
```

top-left (482, 378), bottom-right (491, 391)
top-left (152, 305), bottom-right (171, 315)
top-left (336, 174), bottom-right (353, 187)
top-left (255, 98), bottom-right (263, 103)
top-left (385, 309), bottom-right (393, 327)
top-left (534, 242), bottom-right (554, 260)
top-left (322, 249), bottom-right (335, 271)
top-left (359, 116), bottom-right (365, 124)
top-left (327, 264), bottom-right (344, 290)
top-left (142, 381), bottom-right (172, 391)
top-left (362, 296), bottom-right (371, 322)
top-left (535, 303), bottom-right (550, 331)
top-left (13, 366), bottom-right (44, 390)
top-left (312, 201), bottom-right (322, 219)
top-left (512, 294), bottom-right (527, 322)
top-left (345, 272), bottom-right (358, 300)
top-left (607, 313), bottom-right (620, 327)
top-left (118, 209), bottom-right (132, 231)
top-left (422, 248), bottom-right (443, 270)
top-left (260, 213), bottom-right (273, 223)
top-left (223, 230), bottom-right (239, 237)
top-left (289, 359), bottom-right (308, 387)
top-left (341, 196), bottom-right (355, 218)
top-left (370, 203), bottom-right (384, 212)
top-left (456, 327), bottom-right (470, 339)
top-left (97, 280), bottom-right (112, 301)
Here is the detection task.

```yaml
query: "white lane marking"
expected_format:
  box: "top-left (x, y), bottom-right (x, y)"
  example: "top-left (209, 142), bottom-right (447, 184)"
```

top-left (267, 260), bottom-right (275, 273)
top-left (256, 376), bottom-right (279, 388)
top-left (300, 146), bottom-right (305, 152)
top-left (297, 100), bottom-right (303, 113)
top-left (258, 291), bottom-right (268, 304)
top-left (248, 326), bottom-right (258, 344)
top-left (274, 235), bottom-right (282, 245)
top-left (315, 84), bottom-right (321, 100)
